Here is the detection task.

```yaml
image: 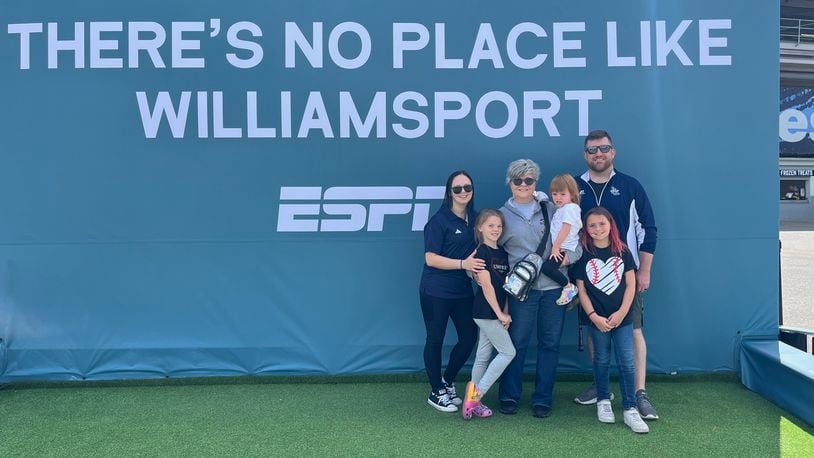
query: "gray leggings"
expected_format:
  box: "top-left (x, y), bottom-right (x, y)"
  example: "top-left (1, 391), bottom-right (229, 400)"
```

top-left (471, 318), bottom-right (517, 395)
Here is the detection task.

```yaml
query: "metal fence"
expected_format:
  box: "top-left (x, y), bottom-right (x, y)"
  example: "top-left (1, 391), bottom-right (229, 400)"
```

top-left (781, 17), bottom-right (814, 45)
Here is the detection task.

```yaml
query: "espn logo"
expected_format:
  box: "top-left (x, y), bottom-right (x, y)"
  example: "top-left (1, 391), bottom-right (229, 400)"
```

top-left (277, 186), bottom-right (445, 232)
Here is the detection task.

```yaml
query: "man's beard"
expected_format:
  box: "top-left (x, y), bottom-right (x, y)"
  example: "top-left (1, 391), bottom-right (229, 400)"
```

top-left (588, 160), bottom-right (612, 174)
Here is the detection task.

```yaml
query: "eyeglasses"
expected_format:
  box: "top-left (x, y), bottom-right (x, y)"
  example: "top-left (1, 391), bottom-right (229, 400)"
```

top-left (511, 177), bottom-right (536, 186)
top-left (585, 144), bottom-right (613, 154)
top-left (451, 184), bottom-right (473, 194)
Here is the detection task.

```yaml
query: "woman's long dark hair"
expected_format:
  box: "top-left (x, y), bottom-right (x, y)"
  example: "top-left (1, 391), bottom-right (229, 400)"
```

top-left (441, 170), bottom-right (475, 212)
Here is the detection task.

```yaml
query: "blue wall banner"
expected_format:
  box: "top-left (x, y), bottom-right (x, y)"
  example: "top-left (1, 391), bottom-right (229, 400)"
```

top-left (0, 1), bottom-right (778, 380)
top-left (780, 86), bottom-right (814, 156)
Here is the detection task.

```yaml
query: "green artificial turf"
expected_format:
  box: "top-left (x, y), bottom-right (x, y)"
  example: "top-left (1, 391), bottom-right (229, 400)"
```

top-left (0, 376), bottom-right (811, 456)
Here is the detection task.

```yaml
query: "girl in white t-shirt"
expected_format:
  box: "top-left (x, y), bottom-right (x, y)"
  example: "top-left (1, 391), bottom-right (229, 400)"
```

top-left (540, 174), bottom-right (582, 306)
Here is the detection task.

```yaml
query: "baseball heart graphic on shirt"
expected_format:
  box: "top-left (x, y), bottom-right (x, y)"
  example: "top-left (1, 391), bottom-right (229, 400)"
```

top-left (586, 257), bottom-right (624, 295)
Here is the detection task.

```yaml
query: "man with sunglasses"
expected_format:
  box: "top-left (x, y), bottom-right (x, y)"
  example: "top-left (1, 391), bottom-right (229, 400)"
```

top-left (573, 130), bottom-right (659, 421)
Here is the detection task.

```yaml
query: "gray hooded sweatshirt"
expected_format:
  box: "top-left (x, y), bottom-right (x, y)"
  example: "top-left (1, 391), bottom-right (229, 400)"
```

top-left (499, 196), bottom-right (582, 292)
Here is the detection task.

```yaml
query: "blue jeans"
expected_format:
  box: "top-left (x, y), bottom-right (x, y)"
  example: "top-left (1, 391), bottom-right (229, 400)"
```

top-left (498, 288), bottom-right (565, 408)
top-left (590, 323), bottom-right (636, 410)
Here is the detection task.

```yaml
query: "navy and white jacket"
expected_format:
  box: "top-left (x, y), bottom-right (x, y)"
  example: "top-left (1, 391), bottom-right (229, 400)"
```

top-left (576, 169), bottom-right (657, 269)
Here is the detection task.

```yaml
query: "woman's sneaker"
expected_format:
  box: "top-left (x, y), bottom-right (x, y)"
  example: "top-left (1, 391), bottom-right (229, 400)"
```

top-left (624, 408), bottom-right (650, 433)
top-left (443, 379), bottom-right (462, 406)
top-left (427, 389), bottom-right (457, 412)
top-left (556, 283), bottom-right (578, 306)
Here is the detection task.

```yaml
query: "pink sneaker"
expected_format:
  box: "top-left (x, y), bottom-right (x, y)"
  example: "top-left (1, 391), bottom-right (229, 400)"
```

top-left (473, 403), bottom-right (493, 418)
top-left (462, 381), bottom-right (483, 420)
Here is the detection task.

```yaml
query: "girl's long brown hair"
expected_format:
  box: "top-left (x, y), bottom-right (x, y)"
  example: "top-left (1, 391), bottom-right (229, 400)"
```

top-left (580, 207), bottom-right (627, 256)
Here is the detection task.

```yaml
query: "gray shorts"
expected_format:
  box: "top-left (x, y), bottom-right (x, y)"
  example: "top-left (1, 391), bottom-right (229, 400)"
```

top-left (631, 291), bottom-right (644, 329)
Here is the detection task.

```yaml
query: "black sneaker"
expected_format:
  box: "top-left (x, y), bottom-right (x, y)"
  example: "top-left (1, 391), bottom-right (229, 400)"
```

top-left (636, 389), bottom-right (659, 420)
top-left (443, 379), bottom-right (462, 406)
top-left (499, 400), bottom-right (519, 415)
top-left (532, 405), bottom-right (552, 418)
top-left (427, 389), bottom-right (458, 412)
top-left (574, 384), bottom-right (614, 405)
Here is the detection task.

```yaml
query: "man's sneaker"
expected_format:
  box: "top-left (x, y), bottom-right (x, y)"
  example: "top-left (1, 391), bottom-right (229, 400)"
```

top-left (624, 408), bottom-right (650, 433)
top-left (596, 399), bottom-right (615, 423)
top-left (556, 283), bottom-right (578, 306)
top-left (427, 389), bottom-right (457, 413)
top-left (443, 379), bottom-right (462, 406)
top-left (636, 389), bottom-right (659, 420)
top-left (574, 384), bottom-right (614, 405)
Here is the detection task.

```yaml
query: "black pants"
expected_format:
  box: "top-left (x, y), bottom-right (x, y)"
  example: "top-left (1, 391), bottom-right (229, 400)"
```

top-left (419, 292), bottom-right (477, 393)
top-left (540, 258), bottom-right (569, 287)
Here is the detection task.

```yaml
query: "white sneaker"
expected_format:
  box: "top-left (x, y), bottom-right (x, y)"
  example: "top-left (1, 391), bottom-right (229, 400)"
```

top-left (597, 399), bottom-right (615, 423)
top-left (443, 379), bottom-right (462, 406)
top-left (624, 408), bottom-right (650, 433)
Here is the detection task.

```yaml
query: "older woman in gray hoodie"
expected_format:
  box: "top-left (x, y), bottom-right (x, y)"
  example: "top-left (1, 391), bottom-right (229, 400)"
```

top-left (496, 158), bottom-right (581, 419)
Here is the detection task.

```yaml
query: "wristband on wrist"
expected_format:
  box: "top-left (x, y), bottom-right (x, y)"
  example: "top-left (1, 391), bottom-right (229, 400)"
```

top-left (460, 259), bottom-right (463, 270)
top-left (588, 310), bottom-right (597, 319)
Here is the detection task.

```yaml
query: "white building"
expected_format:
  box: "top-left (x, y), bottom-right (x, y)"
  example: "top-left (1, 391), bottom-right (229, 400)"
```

top-left (781, 1), bottom-right (814, 221)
